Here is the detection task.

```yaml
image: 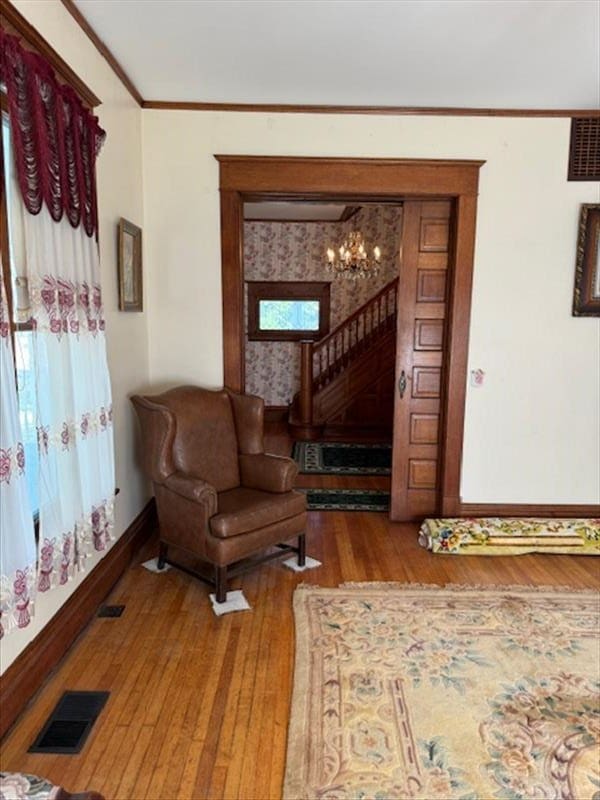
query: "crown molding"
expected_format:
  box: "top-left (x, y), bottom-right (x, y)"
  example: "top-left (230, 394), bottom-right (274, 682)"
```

top-left (59, 0), bottom-right (143, 106)
top-left (143, 100), bottom-right (600, 118)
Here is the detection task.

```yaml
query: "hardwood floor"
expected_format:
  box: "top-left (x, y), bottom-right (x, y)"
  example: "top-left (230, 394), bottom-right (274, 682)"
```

top-left (1, 430), bottom-right (598, 797)
top-left (1, 512), bottom-right (598, 799)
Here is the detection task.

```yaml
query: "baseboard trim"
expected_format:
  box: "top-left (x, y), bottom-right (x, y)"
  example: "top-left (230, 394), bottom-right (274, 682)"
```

top-left (458, 503), bottom-right (600, 518)
top-left (0, 498), bottom-right (156, 740)
top-left (264, 405), bottom-right (288, 422)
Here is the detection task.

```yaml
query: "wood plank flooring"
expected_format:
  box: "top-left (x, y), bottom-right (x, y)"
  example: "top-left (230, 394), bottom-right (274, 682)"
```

top-left (1, 427), bottom-right (598, 798)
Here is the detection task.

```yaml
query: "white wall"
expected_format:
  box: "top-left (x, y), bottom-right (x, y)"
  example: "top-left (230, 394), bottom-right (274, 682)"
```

top-left (142, 111), bottom-right (600, 504)
top-left (1, 1), bottom-right (151, 672)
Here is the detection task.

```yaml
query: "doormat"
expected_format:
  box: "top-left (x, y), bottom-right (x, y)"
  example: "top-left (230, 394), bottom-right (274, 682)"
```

top-left (293, 442), bottom-right (392, 475)
top-left (300, 488), bottom-right (390, 511)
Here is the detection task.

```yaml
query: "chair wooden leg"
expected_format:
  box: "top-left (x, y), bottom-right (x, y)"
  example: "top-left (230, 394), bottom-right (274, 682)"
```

top-left (157, 542), bottom-right (168, 570)
top-left (298, 533), bottom-right (306, 567)
top-left (215, 565), bottom-right (228, 603)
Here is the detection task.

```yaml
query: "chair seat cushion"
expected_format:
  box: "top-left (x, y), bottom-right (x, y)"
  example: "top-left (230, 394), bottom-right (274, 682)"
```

top-left (210, 487), bottom-right (306, 538)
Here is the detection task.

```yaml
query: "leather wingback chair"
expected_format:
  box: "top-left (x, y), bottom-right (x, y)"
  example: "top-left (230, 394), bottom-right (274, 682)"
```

top-left (131, 386), bottom-right (307, 602)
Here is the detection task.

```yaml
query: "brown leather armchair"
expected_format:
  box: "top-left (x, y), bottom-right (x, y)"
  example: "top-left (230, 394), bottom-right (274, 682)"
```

top-left (131, 386), bottom-right (307, 602)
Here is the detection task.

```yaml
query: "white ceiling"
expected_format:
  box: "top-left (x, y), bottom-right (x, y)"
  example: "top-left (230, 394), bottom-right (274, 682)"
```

top-left (74, 0), bottom-right (600, 109)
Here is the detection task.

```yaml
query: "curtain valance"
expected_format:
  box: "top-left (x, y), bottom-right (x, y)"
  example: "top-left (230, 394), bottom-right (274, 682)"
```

top-left (0, 30), bottom-right (105, 238)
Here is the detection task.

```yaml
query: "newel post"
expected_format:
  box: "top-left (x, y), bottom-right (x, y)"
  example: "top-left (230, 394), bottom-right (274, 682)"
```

top-left (299, 340), bottom-right (314, 426)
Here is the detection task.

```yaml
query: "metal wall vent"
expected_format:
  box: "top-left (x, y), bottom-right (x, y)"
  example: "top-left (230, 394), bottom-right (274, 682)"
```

top-left (569, 118), bottom-right (600, 180)
top-left (29, 691), bottom-right (109, 754)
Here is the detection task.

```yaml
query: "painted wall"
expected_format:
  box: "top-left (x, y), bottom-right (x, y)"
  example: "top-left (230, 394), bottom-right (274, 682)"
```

top-left (244, 206), bottom-right (403, 405)
top-left (1, 1), bottom-right (151, 672)
top-left (142, 111), bottom-right (600, 505)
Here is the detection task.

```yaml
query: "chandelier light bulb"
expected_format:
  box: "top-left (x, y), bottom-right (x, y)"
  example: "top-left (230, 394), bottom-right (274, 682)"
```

top-left (325, 231), bottom-right (382, 280)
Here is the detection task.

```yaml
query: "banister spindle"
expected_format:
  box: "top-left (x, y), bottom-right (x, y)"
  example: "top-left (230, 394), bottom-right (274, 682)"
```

top-left (299, 340), bottom-right (313, 425)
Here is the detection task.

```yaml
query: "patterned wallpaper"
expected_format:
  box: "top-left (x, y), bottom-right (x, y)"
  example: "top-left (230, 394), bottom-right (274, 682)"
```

top-left (244, 206), bottom-right (403, 406)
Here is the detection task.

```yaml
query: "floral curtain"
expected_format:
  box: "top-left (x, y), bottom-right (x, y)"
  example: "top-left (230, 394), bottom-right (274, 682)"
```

top-left (1, 30), bottom-right (115, 603)
top-left (0, 277), bottom-right (36, 636)
top-left (24, 206), bottom-right (115, 590)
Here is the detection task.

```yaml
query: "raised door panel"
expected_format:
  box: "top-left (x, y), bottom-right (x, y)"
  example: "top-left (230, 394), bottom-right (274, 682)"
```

top-left (417, 270), bottom-right (447, 303)
top-left (410, 414), bottom-right (439, 444)
top-left (420, 220), bottom-right (450, 252)
top-left (412, 367), bottom-right (441, 398)
top-left (408, 459), bottom-right (437, 489)
top-left (414, 319), bottom-right (444, 351)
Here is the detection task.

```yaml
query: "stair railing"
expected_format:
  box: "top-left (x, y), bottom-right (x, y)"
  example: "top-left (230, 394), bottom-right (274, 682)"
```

top-left (298, 278), bottom-right (398, 426)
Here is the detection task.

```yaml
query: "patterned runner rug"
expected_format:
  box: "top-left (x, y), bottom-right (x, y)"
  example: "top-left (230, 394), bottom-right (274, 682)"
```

top-left (284, 583), bottom-right (600, 800)
top-left (293, 442), bottom-right (392, 475)
top-left (299, 488), bottom-right (390, 512)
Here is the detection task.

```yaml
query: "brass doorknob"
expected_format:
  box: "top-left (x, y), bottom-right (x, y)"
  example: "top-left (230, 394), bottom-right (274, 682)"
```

top-left (398, 370), bottom-right (407, 398)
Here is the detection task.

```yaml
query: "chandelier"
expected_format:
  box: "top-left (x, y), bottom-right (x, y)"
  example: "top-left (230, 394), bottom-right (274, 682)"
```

top-left (326, 231), bottom-right (381, 279)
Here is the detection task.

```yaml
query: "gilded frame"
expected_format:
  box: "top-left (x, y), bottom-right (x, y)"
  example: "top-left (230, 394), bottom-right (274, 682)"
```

top-left (117, 218), bottom-right (143, 312)
top-left (573, 203), bottom-right (600, 317)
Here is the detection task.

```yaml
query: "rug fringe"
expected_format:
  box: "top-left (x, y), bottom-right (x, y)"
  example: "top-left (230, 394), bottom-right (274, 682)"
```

top-left (295, 581), bottom-right (598, 595)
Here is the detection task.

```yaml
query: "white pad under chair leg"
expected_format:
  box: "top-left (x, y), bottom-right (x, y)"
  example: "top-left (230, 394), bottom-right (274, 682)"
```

top-left (282, 556), bottom-right (322, 572)
top-left (142, 557), bottom-right (171, 573)
top-left (209, 590), bottom-right (251, 616)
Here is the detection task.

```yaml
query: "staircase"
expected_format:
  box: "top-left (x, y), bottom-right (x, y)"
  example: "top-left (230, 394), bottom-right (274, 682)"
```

top-left (289, 278), bottom-right (398, 439)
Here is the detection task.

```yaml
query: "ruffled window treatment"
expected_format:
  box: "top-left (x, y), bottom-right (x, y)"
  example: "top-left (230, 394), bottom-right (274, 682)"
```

top-left (0, 30), bottom-right (105, 238)
top-left (0, 30), bottom-right (115, 630)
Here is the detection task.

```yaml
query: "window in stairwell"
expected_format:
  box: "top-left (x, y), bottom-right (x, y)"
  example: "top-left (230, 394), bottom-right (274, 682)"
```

top-left (247, 281), bottom-right (331, 341)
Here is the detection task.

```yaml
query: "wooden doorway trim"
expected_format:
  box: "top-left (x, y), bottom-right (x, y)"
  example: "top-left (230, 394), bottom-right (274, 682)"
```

top-left (216, 155), bottom-right (484, 516)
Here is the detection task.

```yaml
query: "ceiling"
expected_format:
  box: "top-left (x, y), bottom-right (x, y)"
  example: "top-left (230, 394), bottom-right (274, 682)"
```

top-left (73, 0), bottom-right (599, 109)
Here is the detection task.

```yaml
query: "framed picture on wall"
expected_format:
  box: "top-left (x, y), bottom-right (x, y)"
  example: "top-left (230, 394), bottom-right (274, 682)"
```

top-left (117, 218), bottom-right (143, 312)
top-left (573, 203), bottom-right (600, 317)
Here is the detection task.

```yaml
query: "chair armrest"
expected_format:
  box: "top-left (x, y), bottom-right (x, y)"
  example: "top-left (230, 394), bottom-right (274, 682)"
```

top-left (163, 472), bottom-right (218, 516)
top-left (239, 453), bottom-right (298, 493)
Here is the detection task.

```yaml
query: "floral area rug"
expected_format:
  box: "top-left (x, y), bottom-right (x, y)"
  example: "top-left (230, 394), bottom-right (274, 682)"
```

top-left (419, 517), bottom-right (600, 555)
top-left (284, 583), bottom-right (600, 800)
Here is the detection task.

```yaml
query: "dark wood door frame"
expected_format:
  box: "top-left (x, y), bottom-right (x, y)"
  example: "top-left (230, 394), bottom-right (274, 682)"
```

top-left (216, 155), bottom-right (484, 516)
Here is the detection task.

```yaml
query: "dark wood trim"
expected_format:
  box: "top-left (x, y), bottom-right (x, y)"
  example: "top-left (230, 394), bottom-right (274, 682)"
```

top-left (264, 405), bottom-right (288, 422)
top-left (0, 0), bottom-right (101, 108)
top-left (216, 156), bottom-right (484, 197)
top-left (438, 194), bottom-right (478, 517)
top-left (59, 0), bottom-right (143, 107)
top-left (458, 503), bottom-right (600, 518)
top-left (0, 499), bottom-right (156, 740)
top-left (247, 280), bottom-right (330, 342)
top-left (217, 156), bottom-right (484, 517)
top-left (221, 190), bottom-right (244, 392)
top-left (144, 100), bottom-right (600, 119)
top-left (340, 205), bottom-right (361, 222)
